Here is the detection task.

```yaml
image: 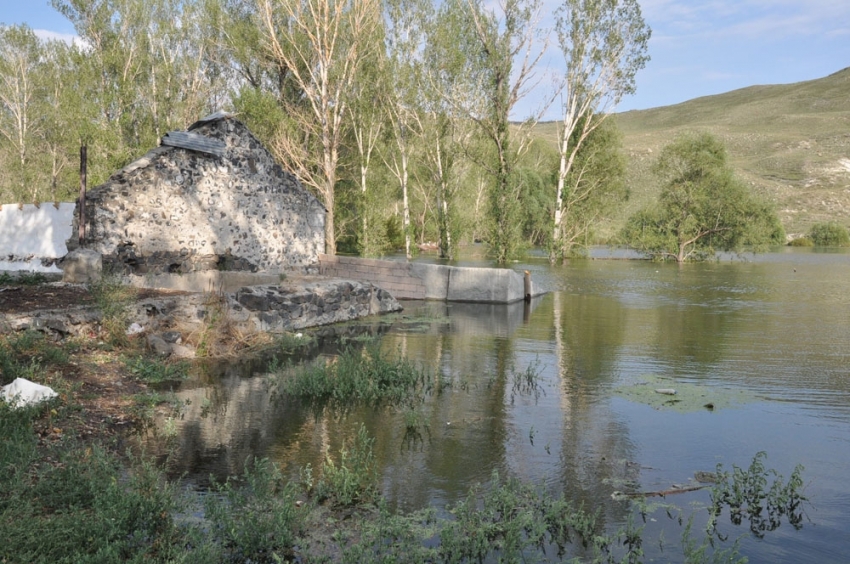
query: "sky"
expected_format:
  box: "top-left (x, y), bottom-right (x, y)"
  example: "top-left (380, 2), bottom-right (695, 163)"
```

top-left (2, 0), bottom-right (849, 116)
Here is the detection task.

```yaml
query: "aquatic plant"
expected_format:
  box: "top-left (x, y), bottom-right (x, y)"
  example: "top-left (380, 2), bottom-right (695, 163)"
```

top-left (707, 451), bottom-right (807, 539)
top-left (279, 343), bottom-right (433, 410)
top-left (308, 424), bottom-right (379, 507)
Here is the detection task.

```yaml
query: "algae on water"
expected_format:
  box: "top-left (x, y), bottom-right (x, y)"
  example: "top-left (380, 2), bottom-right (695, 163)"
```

top-left (614, 375), bottom-right (757, 413)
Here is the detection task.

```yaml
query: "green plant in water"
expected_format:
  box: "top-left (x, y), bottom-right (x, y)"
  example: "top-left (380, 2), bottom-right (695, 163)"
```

top-left (511, 358), bottom-right (545, 403)
top-left (279, 343), bottom-right (433, 411)
top-left (708, 451), bottom-right (807, 539)
top-left (311, 424), bottom-right (379, 507)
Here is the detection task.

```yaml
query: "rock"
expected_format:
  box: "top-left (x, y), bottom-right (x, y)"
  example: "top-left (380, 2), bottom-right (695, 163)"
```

top-left (146, 333), bottom-right (172, 357)
top-left (62, 248), bottom-right (102, 284)
top-left (161, 331), bottom-right (182, 344)
top-left (170, 344), bottom-right (196, 359)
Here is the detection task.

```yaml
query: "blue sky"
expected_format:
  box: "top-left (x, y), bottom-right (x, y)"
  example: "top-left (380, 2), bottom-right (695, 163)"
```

top-left (2, 0), bottom-right (849, 115)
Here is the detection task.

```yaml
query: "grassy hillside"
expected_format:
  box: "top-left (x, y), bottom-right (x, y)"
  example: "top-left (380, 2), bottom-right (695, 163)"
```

top-left (536, 67), bottom-right (850, 239)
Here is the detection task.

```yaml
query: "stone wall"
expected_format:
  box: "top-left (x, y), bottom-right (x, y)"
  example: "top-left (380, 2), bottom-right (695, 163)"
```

top-left (318, 254), bottom-right (536, 303)
top-left (71, 116), bottom-right (325, 274)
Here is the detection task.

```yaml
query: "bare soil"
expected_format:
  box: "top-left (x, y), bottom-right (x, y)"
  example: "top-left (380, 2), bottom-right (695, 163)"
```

top-left (0, 283), bottom-right (181, 314)
top-left (1, 282), bottom-right (192, 445)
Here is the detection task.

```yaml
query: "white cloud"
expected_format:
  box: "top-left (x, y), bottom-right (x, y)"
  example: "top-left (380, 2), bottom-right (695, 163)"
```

top-left (32, 28), bottom-right (77, 44)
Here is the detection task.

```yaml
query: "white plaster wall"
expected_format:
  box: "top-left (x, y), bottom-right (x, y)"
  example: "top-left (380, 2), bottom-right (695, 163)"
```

top-left (0, 203), bottom-right (75, 269)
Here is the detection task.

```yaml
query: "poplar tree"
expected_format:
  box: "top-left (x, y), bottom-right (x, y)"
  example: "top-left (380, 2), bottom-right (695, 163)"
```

top-left (550, 0), bottom-right (650, 261)
top-left (257, 0), bottom-right (382, 256)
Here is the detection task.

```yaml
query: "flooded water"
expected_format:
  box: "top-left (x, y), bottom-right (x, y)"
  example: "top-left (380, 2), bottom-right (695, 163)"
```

top-left (153, 248), bottom-right (850, 562)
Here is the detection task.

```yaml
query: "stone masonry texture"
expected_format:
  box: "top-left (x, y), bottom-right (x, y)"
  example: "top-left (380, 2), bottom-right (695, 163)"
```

top-left (69, 116), bottom-right (325, 275)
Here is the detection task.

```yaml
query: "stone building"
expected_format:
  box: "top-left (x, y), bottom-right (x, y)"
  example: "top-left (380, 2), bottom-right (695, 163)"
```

top-left (70, 113), bottom-right (325, 274)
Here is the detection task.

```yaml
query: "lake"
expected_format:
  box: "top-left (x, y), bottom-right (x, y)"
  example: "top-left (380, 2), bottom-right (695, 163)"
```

top-left (152, 247), bottom-right (850, 562)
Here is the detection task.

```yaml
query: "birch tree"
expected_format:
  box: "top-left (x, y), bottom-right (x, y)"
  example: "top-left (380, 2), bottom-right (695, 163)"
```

top-left (550, 0), bottom-right (649, 261)
top-left (381, 0), bottom-right (432, 259)
top-left (258, 0), bottom-right (381, 255)
top-left (0, 25), bottom-right (42, 202)
top-left (463, 0), bottom-right (548, 263)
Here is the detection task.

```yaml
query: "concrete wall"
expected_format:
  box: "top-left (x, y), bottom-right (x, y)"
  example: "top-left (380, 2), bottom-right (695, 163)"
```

top-left (318, 254), bottom-right (533, 303)
top-left (0, 203), bottom-right (75, 272)
top-left (72, 117), bottom-right (325, 275)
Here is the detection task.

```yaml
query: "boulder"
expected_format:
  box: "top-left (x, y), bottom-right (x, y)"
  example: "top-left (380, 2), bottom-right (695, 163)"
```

top-left (62, 248), bottom-right (102, 284)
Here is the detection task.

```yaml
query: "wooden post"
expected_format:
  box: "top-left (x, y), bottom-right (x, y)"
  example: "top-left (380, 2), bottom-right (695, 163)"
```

top-left (523, 270), bottom-right (532, 303)
top-left (79, 144), bottom-right (87, 246)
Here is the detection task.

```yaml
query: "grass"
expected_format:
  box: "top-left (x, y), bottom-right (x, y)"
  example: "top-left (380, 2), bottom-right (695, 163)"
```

top-left (535, 67), bottom-right (850, 239)
top-left (0, 272), bottom-right (48, 286)
top-left (275, 342), bottom-right (434, 411)
top-left (123, 354), bottom-right (190, 384)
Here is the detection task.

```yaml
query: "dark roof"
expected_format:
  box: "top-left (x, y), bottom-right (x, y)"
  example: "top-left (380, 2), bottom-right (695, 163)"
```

top-left (161, 130), bottom-right (226, 157)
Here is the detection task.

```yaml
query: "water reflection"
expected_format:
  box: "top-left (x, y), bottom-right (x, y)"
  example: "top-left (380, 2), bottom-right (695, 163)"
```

top-left (151, 248), bottom-right (850, 562)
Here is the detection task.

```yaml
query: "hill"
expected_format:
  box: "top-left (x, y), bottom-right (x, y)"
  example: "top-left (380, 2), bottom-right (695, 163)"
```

top-left (536, 67), bottom-right (850, 239)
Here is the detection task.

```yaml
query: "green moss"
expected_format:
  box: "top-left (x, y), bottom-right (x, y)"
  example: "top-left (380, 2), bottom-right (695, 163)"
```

top-left (614, 375), bottom-right (757, 413)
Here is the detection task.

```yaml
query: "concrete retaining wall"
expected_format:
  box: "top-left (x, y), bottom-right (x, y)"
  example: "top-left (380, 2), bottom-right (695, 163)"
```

top-left (318, 254), bottom-right (535, 303)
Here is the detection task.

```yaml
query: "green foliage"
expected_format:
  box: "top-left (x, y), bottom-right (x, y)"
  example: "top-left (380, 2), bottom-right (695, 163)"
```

top-left (708, 451), bottom-right (807, 539)
top-left (124, 355), bottom-right (189, 384)
top-left (206, 457), bottom-right (304, 562)
top-left (0, 272), bottom-right (48, 286)
top-left (278, 344), bottom-right (433, 410)
top-left (552, 116), bottom-right (629, 258)
top-left (308, 424), bottom-right (380, 506)
top-left (621, 132), bottom-right (782, 262)
top-left (788, 236), bottom-right (814, 247)
top-left (88, 273), bottom-right (137, 346)
top-left (1, 441), bottom-right (186, 563)
top-left (808, 221), bottom-right (850, 247)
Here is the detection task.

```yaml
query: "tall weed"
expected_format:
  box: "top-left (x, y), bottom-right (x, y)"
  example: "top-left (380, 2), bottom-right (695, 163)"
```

top-left (205, 457), bottom-right (304, 563)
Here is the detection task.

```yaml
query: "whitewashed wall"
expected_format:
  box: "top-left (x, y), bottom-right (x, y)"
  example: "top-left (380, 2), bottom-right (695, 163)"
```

top-left (0, 203), bottom-right (75, 272)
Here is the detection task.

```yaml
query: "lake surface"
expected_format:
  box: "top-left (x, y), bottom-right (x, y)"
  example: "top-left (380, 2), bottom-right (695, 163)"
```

top-left (153, 248), bottom-right (850, 562)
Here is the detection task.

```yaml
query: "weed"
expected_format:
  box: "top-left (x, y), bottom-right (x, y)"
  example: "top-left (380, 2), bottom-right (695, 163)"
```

top-left (124, 354), bottom-right (189, 384)
top-left (0, 331), bottom-right (71, 385)
top-left (277, 330), bottom-right (316, 354)
top-left (0, 272), bottom-right (47, 286)
top-left (311, 424), bottom-right (379, 506)
top-left (510, 358), bottom-right (545, 403)
top-left (205, 457), bottom-right (304, 562)
top-left (278, 343), bottom-right (433, 411)
top-left (189, 288), bottom-right (271, 358)
top-left (708, 451), bottom-right (807, 539)
top-left (88, 272), bottom-right (137, 346)
top-left (401, 408), bottom-right (431, 450)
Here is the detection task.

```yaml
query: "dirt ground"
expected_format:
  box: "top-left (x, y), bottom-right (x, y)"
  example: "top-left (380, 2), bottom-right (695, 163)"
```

top-left (1, 282), bottom-right (192, 445)
top-left (0, 283), bottom-right (180, 314)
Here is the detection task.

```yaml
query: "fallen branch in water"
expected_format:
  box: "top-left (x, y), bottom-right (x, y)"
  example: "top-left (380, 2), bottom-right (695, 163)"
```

top-left (612, 484), bottom-right (708, 500)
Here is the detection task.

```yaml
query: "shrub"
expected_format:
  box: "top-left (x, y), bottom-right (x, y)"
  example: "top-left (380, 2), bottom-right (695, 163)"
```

top-left (808, 222), bottom-right (850, 247)
top-left (788, 236), bottom-right (813, 247)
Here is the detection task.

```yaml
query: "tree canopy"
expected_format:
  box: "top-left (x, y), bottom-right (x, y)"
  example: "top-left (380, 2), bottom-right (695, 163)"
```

top-left (621, 132), bottom-right (784, 262)
top-left (0, 0), bottom-right (651, 261)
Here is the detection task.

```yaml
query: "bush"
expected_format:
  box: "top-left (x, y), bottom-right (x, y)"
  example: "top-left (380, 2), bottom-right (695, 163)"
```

top-left (808, 222), bottom-right (850, 247)
top-left (788, 236), bottom-right (814, 247)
